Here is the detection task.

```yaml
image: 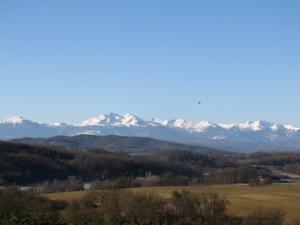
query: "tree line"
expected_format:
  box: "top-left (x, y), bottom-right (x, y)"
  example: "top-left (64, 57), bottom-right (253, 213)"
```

top-left (0, 141), bottom-right (271, 187)
top-left (0, 187), bottom-right (299, 225)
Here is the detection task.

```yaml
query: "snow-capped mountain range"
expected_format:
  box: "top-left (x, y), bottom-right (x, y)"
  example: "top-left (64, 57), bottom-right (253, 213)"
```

top-left (1, 113), bottom-right (300, 152)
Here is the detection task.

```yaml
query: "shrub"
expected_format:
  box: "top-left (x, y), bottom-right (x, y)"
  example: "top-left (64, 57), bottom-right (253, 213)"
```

top-left (244, 208), bottom-right (285, 225)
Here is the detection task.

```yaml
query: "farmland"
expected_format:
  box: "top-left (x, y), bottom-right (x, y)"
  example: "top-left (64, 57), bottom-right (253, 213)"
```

top-left (45, 183), bottom-right (300, 222)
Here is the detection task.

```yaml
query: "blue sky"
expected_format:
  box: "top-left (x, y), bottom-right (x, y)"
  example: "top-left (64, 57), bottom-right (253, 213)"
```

top-left (0, 0), bottom-right (299, 125)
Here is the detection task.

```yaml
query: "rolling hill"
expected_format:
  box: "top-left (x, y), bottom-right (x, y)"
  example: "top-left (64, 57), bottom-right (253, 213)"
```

top-left (11, 134), bottom-right (223, 155)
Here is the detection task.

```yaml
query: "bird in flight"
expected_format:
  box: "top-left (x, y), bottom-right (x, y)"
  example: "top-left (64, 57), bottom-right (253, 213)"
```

top-left (198, 101), bottom-right (201, 104)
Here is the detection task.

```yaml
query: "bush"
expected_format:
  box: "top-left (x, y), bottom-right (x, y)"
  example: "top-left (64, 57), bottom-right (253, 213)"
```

top-left (244, 208), bottom-right (285, 225)
top-left (0, 187), bottom-right (66, 225)
top-left (0, 188), bottom-right (289, 225)
top-left (38, 176), bottom-right (84, 193)
top-left (171, 190), bottom-right (230, 225)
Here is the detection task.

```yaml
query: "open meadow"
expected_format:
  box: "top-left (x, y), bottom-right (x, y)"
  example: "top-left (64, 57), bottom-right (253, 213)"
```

top-left (45, 183), bottom-right (300, 222)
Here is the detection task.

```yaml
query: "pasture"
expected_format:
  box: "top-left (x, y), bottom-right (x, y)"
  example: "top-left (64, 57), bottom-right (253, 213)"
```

top-left (44, 183), bottom-right (300, 222)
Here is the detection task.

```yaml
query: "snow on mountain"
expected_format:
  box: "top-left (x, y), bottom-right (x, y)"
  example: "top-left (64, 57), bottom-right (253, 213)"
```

top-left (218, 121), bottom-right (291, 132)
top-left (284, 124), bottom-right (300, 132)
top-left (121, 113), bottom-right (147, 127)
top-left (2, 116), bottom-right (28, 124)
top-left (194, 121), bottom-right (217, 132)
top-left (219, 123), bottom-right (235, 129)
top-left (51, 122), bottom-right (69, 127)
top-left (1, 113), bottom-right (300, 152)
top-left (152, 118), bottom-right (194, 130)
top-left (151, 118), bottom-right (172, 126)
top-left (80, 113), bottom-right (121, 126)
top-left (237, 120), bottom-right (276, 131)
top-left (152, 118), bottom-right (216, 132)
top-left (80, 113), bottom-right (147, 127)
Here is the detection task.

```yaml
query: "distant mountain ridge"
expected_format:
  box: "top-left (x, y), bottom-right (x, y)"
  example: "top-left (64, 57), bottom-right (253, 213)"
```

top-left (11, 135), bottom-right (223, 155)
top-left (1, 113), bottom-right (300, 152)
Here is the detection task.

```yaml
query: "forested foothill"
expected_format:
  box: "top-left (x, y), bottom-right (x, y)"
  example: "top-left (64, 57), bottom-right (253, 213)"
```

top-left (1, 141), bottom-right (299, 190)
top-left (1, 141), bottom-right (300, 224)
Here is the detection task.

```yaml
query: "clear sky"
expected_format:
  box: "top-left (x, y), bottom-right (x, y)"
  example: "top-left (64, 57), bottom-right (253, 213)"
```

top-left (0, 0), bottom-right (299, 126)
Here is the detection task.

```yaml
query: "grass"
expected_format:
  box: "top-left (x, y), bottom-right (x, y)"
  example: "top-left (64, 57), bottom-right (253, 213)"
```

top-left (44, 183), bottom-right (300, 222)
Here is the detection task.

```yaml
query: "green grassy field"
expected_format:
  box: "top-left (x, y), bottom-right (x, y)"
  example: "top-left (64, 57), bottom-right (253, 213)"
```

top-left (44, 183), bottom-right (300, 222)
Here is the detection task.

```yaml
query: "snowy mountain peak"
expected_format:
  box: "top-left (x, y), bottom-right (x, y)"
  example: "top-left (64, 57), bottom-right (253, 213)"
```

top-left (80, 113), bottom-right (146, 127)
top-left (152, 118), bottom-right (194, 129)
top-left (80, 113), bottom-right (121, 126)
top-left (152, 118), bottom-right (216, 132)
top-left (122, 113), bottom-right (146, 127)
top-left (173, 119), bottom-right (194, 129)
top-left (195, 121), bottom-right (216, 129)
top-left (219, 123), bottom-right (236, 129)
top-left (151, 118), bottom-right (171, 126)
top-left (1, 113), bottom-right (300, 151)
top-left (238, 120), bottom-right (276, 131)
top-left (2, 116), bottom-right (28, 124)
top-left (51, 122), bottom-right (69, 127)
top-left (284, 124), bottom-right (300, 132)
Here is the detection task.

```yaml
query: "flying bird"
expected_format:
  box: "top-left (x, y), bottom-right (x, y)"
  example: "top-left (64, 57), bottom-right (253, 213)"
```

top-left (198, 101), bottom-right (201, 104)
